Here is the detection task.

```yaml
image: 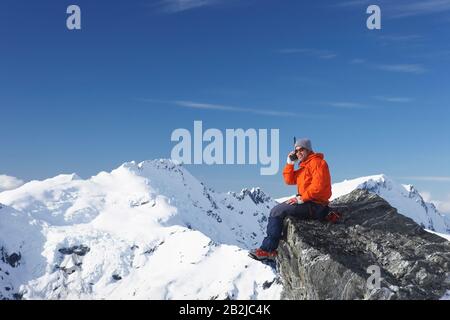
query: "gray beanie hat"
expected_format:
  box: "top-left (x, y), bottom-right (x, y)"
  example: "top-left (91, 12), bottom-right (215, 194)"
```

top-left (295, 138), bottom-right (313, 151)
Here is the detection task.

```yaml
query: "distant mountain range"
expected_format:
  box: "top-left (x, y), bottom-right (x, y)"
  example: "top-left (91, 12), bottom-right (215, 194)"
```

top-left (0, 160), bottom-right (448, 299)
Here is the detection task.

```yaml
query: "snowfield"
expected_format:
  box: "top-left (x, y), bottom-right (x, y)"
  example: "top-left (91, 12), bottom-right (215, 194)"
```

top-left (0, 160), bottom-right (448, 300)
top-left (0, 160), bottom-right (281, 299)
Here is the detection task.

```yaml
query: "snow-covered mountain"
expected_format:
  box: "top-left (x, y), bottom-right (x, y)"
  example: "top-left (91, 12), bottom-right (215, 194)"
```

top-left (331, 174), bottom-right (450, 234)
top-left (0, 160), bottom-right (282, 299)
top-left (1, 162), bottom-right (449, 300)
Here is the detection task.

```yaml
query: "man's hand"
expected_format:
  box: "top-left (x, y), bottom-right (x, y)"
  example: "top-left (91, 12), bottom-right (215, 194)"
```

top-left (285, 196), bottom-right (304, 205)
top-left (287, 151), bottom-right (298, 165)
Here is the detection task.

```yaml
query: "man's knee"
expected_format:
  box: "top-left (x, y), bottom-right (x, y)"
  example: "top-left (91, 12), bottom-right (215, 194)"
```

top-left (270, 203), bottom-right (289, 218)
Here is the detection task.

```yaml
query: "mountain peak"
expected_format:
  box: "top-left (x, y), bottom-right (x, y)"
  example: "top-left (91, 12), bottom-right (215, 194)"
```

top-left (0, 159), bottom-right (281, 300)
top-left (117, 158), bottom-right (183, 173)
top-left (1, 161), bottom-right (449, 300)
top-left (332, 174), bottom-right (450, 233)
top-left (231, 187), bottom-right (272, 205)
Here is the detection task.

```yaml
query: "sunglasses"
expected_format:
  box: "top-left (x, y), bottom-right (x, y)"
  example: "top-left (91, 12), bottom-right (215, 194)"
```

top-left (295, 148), bottom-right (305, 153)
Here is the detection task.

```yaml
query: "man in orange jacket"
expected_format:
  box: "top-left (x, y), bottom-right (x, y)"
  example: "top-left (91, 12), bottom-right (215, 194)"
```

top-left (249, 138), bottom-right (332, 261)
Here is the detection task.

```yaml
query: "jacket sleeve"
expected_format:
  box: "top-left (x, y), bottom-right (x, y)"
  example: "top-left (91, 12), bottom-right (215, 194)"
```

top-left (283, 164), bottom-right (300, 185)
top-left (301, 161), bottom-right (331, 203)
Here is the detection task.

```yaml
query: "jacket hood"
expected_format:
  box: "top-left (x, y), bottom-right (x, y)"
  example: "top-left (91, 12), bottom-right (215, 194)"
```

top-left (300, 152), bottom-right (324, 166)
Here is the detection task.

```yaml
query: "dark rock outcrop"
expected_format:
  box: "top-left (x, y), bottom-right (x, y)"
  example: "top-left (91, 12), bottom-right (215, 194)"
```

top-left (1, 247), bottom-right (21, 268)
top-left (278, 189), bottom-right (450, 300)
top-left (58, 245), bottom-right (90, 256)
top-left (235, 188), bottom-right (272, 205)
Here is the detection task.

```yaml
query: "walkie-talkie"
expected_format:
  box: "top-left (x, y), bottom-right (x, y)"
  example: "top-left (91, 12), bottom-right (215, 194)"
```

top-left (289, 136), bottom-right (298, 161)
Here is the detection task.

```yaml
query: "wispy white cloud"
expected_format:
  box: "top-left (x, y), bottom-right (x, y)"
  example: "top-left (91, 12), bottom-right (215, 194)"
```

top-left (334, 0), bottom-right (371, 7)
top-left (306, 101), bottom-right (369, 109)
top-left (349, 59), bottom-right (427, 74)
top-left (175, 100), bottom-right (240, 111)
top-left (326, 102), bottom-right (368, 109)
top-left (399, 176), bottom-right (450, 182)
top-left (319, 54), bottom-right (337, 59)
top-left (349, 58), bottom-right (366, 64)
top-left (279, 48), bottom-right (337, 60)
top-left (376, 64), bottom-right (426, 74)
top-left (436, 197), bottom-right (450, 214)
top-left (389, 0), bottom-right (450, 18)
top-left (285, 76), bottom-right (332, 88)
top-left (155, 0), bottom-right (220, 13)
top-left (173, 100), bottom-right (312, 117)
top-left (334, 0), bottom-right (450, 19)
top-left (437, 202), bottom-right (450, 214)
top-left (0, 175), bottom-right (24, 192)
top-left (138, 99), bottom-right (325, 118)
top-left (410, 50), bottom-right (450, 60)
top-left (420, 191), bottom-right (450, 214)
top-left (420, 191), bottom-right (433, 202)
top-left (378, 34), bottom-right (423, 42)
top-left (288, 76), bottom-right (321, 85)
top-left (374, 96), bottom-right (414, 103)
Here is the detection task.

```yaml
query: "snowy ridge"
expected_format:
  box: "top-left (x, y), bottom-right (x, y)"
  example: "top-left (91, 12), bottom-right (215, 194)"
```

top-left (0, 203), bottom-right (45, 300)
top-left (2, 162), bottom-right (449, 300)
top-left (331, 174), bottom-right (450, 234)
top-left (275, 174), bottom-right (450, 234)
top-left (0, 159), bottom-right (281, 299)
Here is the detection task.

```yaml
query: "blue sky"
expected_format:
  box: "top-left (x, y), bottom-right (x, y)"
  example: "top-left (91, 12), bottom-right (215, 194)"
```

top-left (1, 0), bottom-right (450, 211)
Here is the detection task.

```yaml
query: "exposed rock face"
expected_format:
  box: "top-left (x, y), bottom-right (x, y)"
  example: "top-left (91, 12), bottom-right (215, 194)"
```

top-left (278, 189), bottom-right (450, 300)
top-left (233, 188), bottom-right (273, 205)
top-left (58, 245), bottom-right (90, 256)
top-left (1, 247), bottom-right (21, 268)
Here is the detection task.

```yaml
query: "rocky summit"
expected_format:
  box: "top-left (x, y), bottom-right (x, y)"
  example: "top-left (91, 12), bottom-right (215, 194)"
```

top-left (278, 189), bottom-right (450, 300)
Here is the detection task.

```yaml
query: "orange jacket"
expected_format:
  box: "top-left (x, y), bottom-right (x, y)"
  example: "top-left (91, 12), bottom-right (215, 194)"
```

top-left (283, 152), bottom-right (332, 205)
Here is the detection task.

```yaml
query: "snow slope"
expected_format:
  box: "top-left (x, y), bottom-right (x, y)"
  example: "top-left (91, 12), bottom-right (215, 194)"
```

top-left (0, 160), bottom-right (281, 300)
top-left (2, 162), bottom-right (448, 300)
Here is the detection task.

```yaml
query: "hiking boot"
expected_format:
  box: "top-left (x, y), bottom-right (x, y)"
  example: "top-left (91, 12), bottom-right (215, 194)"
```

top-left (248, 248), bottom-right (277, 261)
top-left (325, 210), bottom-right (342, 223)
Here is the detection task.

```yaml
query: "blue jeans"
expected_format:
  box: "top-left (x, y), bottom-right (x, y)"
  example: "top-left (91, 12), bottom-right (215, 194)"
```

top-left (260, 202), bottom-right (329, 252)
